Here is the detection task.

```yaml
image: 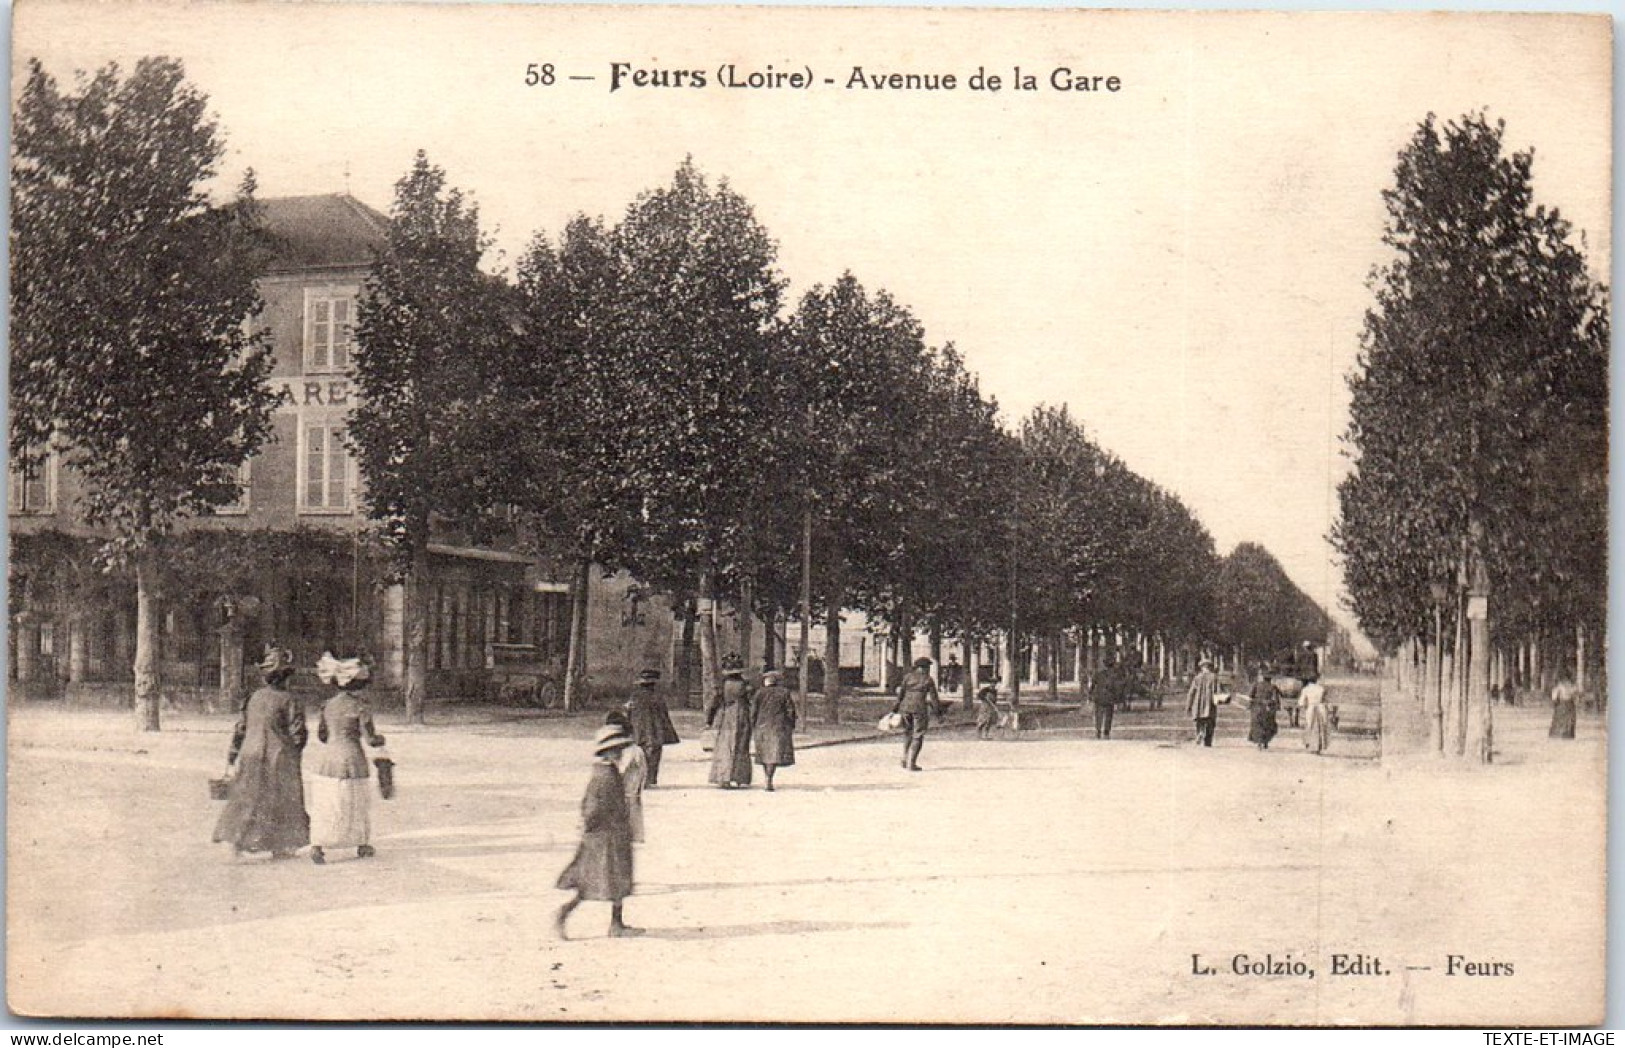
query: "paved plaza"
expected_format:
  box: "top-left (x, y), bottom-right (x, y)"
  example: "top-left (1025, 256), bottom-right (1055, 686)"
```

top-left (5, 682), bottom-right (1605, 1025)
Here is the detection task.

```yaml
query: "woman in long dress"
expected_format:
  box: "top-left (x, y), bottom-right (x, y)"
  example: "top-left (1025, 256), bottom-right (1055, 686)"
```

top-left (555, 723), bottom-right (641, 939)
top-left (1300, 678), bottom-right (1331, 755)
top-left (1247, 668), bottom-right (1279, 750)
top-left (309, 653), bottom-right (386, 864)
top-left (1549, 677), bottom-right (1580, 739)
top-left (707, 654), bottom-right (755, 788)
top-left (213, 646), bottom-right (309, 859)
top-left (752, 670), bottom-right (796, 791)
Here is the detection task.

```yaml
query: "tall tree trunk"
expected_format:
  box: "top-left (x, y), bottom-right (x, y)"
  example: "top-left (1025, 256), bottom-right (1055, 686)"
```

top-left (1047, 632), bottom-right (1060, 701)
top-left (823, 593), bottom-right (842, 724)
top-left (1466, 523), bottom-right (1493, 763)
top-left (799, 508), bottom-right (813, 715)
top-left (1462, 584), bottom-right (1475, 757)
top-left (562, 557), bottom-right (591, 713)
top-left (1576, 622), bottom-right (1587, 691)
top-left (698, 571), bottom-right (722, 718)
top-left (134, 551), bottom-right (162, 731)
top-left (403, 543), bottom-right (431, 724)
top-left (964, 629), bottom-right (978, 709)
top-left (1428, 605), bottom-right (1445, 755)
top-left (677, 598), bottom-right (698, 709)
top-left (738, 576), bottom-right (754, 674)
top-left (217, 614), bottom-right (243, 714)
top-left (1008, 629), bottom-right (1022, 708)
top-left (929, 623), bottom-right (943, 670)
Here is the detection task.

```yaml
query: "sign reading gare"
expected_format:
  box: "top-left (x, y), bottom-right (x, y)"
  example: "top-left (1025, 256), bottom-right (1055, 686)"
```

top-left (274, 378), bottom-right (351, 409)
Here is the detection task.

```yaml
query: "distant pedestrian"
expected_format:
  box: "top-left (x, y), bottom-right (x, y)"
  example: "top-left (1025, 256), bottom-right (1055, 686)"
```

top-left (1295, 640), bottom-right (1321, 683)
top-left (1300, 678), bottom-right (1331, 755)
top-left (753, 670), bottom-right (797, 791)
top-left (1091, 656), bottom-right (1131, 740)
top-left (309, 653), bottom-right (387, 865)
top-left (974, 679), bottom-right (1001, 739)
top-left (944, 655), bottom-right (964, 695)
top-left (1187, 658), bottom-right (1220, 747)
top-left (893, 657), bottom-right (942, 771)
top-left (604, 711), bottom-right (646, 843)
top-left (555, 724), bottom-right (641, 940)
top-left (212, 646), bottom-right (309, 860)
top-left (1549, 676), bottom-right (1580, 739)
top-left (1247, 667), bottom-right (1279, 750)
top-left (707, 654), bottom-right (755, 788)
top-left (624, 669), bottom-right (680, 787)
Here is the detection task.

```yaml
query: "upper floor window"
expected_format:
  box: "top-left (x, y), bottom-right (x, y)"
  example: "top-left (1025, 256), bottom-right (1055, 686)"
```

top-left (304, 289), bottom-right (356, 373)
top-left (8, 452), bottom-right (56, 516)
top-left (300, 421), bottom-right (354, 513)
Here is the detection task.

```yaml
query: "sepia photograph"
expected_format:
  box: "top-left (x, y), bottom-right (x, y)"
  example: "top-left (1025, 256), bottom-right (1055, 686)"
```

top-left (4, 1), bottom-right (1612, 1027)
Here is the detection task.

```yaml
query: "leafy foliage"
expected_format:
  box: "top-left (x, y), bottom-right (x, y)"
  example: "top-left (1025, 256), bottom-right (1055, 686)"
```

top-left (11, 57), bottom-right (278, 555)
top-left (1335, 113), bottom-right (1608, 655)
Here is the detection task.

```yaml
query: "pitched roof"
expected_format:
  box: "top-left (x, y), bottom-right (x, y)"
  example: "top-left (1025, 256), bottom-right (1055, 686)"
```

top-left (258, 193), bottom-right (388, 272)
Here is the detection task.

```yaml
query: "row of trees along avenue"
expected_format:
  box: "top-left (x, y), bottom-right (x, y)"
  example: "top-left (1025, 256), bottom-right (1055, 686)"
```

top-left (12, 57), bottom-right (1331, 730)
top-left (1334, 113), bottom-right (1609, 762)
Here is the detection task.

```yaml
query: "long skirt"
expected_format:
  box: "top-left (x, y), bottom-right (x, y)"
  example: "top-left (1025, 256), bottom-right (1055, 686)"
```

top-left (1303, 705), bottom-right (1331, 754)
top-left (556, 830), bottom-right (634, 901)
top-left (708, 705), bottom-right (754, 786)
top-left (1549, 700), bottom-right (1577, 739)
top-left (309, 775), bottom-right (371, 849)
top-left (1248, 706), bottom-right (1278, 747)
top-left (212, 754), bottom-right (309, 854)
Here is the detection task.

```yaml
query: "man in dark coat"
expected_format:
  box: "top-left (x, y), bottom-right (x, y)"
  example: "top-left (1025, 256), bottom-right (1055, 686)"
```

top-left (893, 657), bottom-right (942, 771)
top-left (752, 670), bottom-right (796, 791)
top-left (556, 723), bottom-right (640, 939)
top-left (624, 668), bottom-right (680, 786)
top-left (1091, 655), bottom-right (1132, 740)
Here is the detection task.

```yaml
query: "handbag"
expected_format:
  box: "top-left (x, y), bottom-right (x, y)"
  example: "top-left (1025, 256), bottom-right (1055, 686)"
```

top-left (209, 766), bottom-right (233, 801)
top-left (371, 743), bottom-right (396, 800)
top-left (877, 712), bottom-right (904, 733)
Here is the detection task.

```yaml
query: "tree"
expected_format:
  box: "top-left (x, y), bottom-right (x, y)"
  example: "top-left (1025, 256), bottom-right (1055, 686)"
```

top-left (349, 151), bottom-right (520, 723)
top-left (596, 160), bottom-right (788, 709)
top-left (1335, 112), bottom-right (1608, 759)
top-left (11, 57), bottom-right (279, 730)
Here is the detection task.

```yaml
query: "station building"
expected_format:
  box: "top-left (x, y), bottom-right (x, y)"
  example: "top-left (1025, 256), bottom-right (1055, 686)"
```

top-left (7, 193), bottom-right (719, 709)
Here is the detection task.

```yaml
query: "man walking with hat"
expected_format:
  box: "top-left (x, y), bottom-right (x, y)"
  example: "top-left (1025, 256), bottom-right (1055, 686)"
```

top-left (1187, 658), bottom-right (1221, 748)
top-left (625, 669), bottom-right (680, 787)
top-left (893, 657), bottom-right (943, 771)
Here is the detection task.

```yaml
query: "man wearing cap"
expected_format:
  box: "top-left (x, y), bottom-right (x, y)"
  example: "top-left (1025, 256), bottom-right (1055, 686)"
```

top-left (893, 656), bottom-right (942, 771)
top-left (624, 669), bottom-right (680, 787)
top-left (1187, 658), bottom-right (1221, 747)
top-left (556, 723), bottom-right (641, 939)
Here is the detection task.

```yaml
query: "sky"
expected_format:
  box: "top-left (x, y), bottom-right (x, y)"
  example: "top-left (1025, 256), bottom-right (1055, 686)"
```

top-left (9, 2), bottom-right (1613, 648)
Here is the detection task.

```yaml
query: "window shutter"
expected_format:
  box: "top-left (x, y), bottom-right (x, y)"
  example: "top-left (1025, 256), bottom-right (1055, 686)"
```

top-left (305, 425), bottom-right (327, 507)
top-left (332, 299), bottom-right (352, 370)
top-left (328, 427), bottom-right (349, 509)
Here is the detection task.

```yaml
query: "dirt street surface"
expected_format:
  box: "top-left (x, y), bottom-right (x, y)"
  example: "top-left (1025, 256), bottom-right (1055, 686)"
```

top-left (6, 679), bottom-right (1605, 1025)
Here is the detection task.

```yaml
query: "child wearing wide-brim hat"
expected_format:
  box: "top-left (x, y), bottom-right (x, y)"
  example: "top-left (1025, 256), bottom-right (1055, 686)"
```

top-left (555, 724), bottom-right (642, 939)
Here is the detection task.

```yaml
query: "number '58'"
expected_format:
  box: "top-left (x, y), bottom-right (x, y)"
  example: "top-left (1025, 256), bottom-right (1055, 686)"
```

top-left (526, 63), bottom-right (556, 86)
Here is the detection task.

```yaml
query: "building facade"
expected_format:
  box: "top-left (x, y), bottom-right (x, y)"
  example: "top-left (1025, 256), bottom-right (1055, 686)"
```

top-left (8, 193), bottom-right (682, 709)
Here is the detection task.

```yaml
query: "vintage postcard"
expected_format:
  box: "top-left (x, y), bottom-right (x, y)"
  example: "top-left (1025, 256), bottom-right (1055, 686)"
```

top-left (6, 1), bottom-right (1610, 1027)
